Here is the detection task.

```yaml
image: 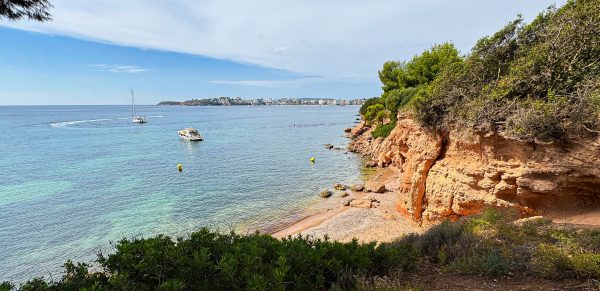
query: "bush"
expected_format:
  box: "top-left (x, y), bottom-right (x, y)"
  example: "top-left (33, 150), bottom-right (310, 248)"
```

top-left (447, 250), bottom-right (509, 276)
top-left (0, 282), bottom-right (14, 291)
top-left (412, 0), bottom-right (600, 141)
top-left (11, 208), bottom-right (600, 289)
top-left (371, 122), bottom-right (396, 139)
top-left (360, 98), bottom-right (382, 116)
top-left (531, 244), bottom-right (573, 278)
top-left (364, 104), bottom-right (385, 124)
top-left (361, 43), bottom-right (462, 135)
top-left (384, 88), bottom-right (418, 120)
top-left (14, 229), bottom-right (421, 290)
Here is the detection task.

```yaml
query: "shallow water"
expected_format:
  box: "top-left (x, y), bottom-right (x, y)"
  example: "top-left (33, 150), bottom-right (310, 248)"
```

top-left (0, 105), bottom-right (362, 281)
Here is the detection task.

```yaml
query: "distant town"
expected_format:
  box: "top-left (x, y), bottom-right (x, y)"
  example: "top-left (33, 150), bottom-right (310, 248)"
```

top-left (157, 97), bottom-right (367, 106)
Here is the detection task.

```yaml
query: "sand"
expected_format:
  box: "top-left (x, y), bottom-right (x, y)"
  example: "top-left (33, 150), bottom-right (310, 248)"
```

top-left (271, 168), bottom-right (423, 243)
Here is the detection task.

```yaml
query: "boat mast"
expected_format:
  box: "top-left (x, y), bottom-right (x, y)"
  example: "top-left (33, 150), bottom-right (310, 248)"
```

top-left (131, 90), bottom-right (135, 118)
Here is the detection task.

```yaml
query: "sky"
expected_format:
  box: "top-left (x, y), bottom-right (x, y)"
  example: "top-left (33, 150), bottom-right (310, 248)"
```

top-left (0, 0), bottom-right (563, 105)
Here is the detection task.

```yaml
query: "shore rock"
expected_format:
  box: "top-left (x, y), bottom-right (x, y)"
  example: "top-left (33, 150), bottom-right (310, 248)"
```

top-left (350, 199), bottom-right (372, 208)
top-left (343, 198), bottom-right (354, 206)
top-left (319, 189), bottom-right (332, 198)
top-left (350, 184), bottom-right (364, 191)
top-left (324, 144), bottom-right (334, 150)
top-left (364, 180), bottom-right (386, 193)
top-left (344, 127), bottom-right (352, 133)
top-left (512, 216), bottom-right (547, 226)
top-left (349, 121), bottom-right (370, 139)
top-left (364, 160), bottom-right (377, 168)
top-left (336, 190), bottom-right (349, 197)
top-left (348, 113), bottom-right (600, 222)
top-left (334, 183), bottom-right (347, 190)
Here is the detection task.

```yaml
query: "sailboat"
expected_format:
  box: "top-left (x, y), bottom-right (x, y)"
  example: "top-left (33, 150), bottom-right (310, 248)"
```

top-left (131, 90), bottom-right (147, 124)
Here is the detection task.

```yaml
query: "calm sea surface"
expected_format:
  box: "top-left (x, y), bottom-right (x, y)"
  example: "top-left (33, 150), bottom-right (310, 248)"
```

top-left (0, 105), bottom-right (363, 281)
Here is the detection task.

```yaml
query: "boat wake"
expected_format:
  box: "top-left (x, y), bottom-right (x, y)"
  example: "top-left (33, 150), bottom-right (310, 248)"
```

top-left (50, 115), bottom-right (165, 127)
top-left (50, 118), bottom-right (114, 127)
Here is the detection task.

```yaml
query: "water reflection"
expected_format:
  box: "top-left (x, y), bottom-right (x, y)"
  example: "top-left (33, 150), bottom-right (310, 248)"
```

top-left (179, 139), bottom-right (202, 153)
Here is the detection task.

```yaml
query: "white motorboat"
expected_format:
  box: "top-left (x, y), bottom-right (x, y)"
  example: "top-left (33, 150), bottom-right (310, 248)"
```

top-left (179, 128), bottom-right (203, 141)
top-left (131, 90), bottom-right (147, 124)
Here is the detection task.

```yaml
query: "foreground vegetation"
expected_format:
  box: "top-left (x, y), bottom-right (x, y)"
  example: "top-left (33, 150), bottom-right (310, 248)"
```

top-left (2, 209), bottom-right (598, 290)
top-left (361, 0), bottom-right (600, 141)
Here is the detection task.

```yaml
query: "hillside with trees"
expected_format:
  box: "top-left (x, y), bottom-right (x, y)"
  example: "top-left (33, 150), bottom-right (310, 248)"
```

top-left (362, 0), bottom-right (600, 142)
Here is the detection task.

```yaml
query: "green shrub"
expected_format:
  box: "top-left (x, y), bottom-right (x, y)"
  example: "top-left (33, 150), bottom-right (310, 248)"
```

top-left (360, 98), bottom-right (382, 115)
top-left (18, 278), bottom-right (49, 291)
top-left (0, 282), bottom-right (14, 291)
top-left (447, 250), bottom-right (509, 276)
top-left (365, 104), bottom-right (385, 124)
top-left (571, 253), bottom-right (600, 277)
top-left (404, 220), bottom-right (480, 265)
top-left (531, 244), bottom-right (573, 278)
top-left (362, 43), bottom-right (462, 129)
top-left (384, 88), bottom-right (418, 119)
top-left (371, 122), bottom-right (396, 139)
top-left (14, 229), bottom-right (421, 291)
top-left (411, 0), bottom-right (600, 141)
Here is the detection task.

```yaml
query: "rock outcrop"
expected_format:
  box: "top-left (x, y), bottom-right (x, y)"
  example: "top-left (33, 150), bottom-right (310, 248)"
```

top-left (349, 115), bottom-right (600, 222)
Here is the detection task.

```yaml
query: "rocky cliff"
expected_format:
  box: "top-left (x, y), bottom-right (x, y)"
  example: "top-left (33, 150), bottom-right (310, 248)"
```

top-left (349, 115), bottom-right (600, 222)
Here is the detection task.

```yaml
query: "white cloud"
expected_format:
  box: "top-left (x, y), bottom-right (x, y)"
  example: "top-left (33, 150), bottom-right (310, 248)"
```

top-left (90, 64), bottom-right (148, 73)
top-left (2, 0), bottom-right (560, 80)
top-left (207, 77), bottom-right (324, 87)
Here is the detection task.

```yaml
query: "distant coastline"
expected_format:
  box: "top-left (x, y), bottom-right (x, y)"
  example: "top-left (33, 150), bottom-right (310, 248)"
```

top-left (157, 97), bottom-right (367, 106)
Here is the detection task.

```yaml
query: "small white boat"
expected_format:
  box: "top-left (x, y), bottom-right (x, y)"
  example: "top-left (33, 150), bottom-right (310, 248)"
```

top-left (132, 116), bottom-right (147, 124)
top-left (179, 128), bottom-right (203, 141)
top-left (131, 90), bottom-right (147, 124)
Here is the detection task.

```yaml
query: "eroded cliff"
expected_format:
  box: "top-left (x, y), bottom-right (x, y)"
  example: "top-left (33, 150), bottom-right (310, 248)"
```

top-left (349, 115), bottom-right (600, 222)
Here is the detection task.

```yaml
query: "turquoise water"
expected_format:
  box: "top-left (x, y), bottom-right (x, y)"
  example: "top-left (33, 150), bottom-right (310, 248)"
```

top-left (0, 105), bottom-right (362, 281)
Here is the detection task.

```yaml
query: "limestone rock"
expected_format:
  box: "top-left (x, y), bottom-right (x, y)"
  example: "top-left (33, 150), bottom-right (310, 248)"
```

top-left (364, 160), bottom-right (377, 168)
top-left (343, 198), bottom-right (354, 206)
top-left (319, 189), bottom-right (332, 198)
top-left (364, 180), bottom-right (386, 193)
top-left (512, 216), bottom-right (547, 226)
top-left (334, 183), bottom-right (347, 190)
top-left (350, 184), bottom-right (364, 191)
top-left (350, 199), bottom-right (372, 208)
top-left (347, 113), bottom-right (600, 222)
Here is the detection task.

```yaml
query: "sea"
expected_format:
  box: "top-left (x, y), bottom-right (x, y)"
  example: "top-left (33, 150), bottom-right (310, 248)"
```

top-left (0, 105), bottom-right (364, 281)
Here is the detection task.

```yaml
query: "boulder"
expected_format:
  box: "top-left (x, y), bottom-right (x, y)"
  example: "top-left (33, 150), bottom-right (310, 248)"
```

top-left (365, 160), bottom-right (377, 168)
top-left (334, 183), bottom-right (347, 190)
top-left (336, 190), bottom-right (349, 197)
top-left (365, 195), bottom-right (378, 202)
top-left (344, 127), bottom-right (352, 133)
top-left (350, 199), bottom-right (372, 208)
top-left (324, 144), bottom-right (334, 150)
top-left (343, 198), bottom-right (354, 206)
top-left (364, 180), bottom-right (386, 193)
top-left (319, 189), bottom-right (332, 198)
top-left (350, 184), bottom-right (364, 191)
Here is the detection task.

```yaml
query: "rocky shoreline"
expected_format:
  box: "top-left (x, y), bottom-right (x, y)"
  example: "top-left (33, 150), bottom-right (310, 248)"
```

top-left (272, 113), bottom-right (600, 241)
top-left (348, 113), bottom-right (600, 225)
top-left (271, 168), bottom-right (422, 242)
top-left (270, 147), bottom-right (423, 242)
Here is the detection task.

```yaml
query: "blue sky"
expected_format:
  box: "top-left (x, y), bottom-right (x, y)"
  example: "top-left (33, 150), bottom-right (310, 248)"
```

top-left (0, 0), bottom-right (562, 105)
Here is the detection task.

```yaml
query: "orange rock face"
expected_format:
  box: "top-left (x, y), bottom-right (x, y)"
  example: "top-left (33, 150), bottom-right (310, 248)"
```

top-left (349, 115), bottom-right (600, 222)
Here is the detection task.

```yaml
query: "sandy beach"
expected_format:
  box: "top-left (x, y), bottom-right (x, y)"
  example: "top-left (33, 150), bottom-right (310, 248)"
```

top-left (271, 167), bottom-right (423, 243)
top-left (270, 157), bottom-right (600, 243)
